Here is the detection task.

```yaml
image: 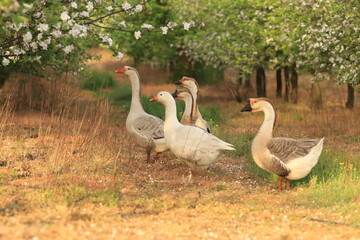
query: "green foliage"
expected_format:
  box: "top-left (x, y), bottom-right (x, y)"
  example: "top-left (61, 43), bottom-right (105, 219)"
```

top-left (81, 70), bottom-right (116, 91)
top-left (199, 105), bottom-right (222, 125)
top-left (299, 173), bottom-right (360, 209)
top-left (65, 186), bottom-right (120, 207)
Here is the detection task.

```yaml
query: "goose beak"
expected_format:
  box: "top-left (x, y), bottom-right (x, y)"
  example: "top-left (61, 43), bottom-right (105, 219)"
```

top-left (174, 78), bottom-right (184, 85)
top-left (115, 67), bottom-right (125, 73)
top-left (241, 103), bottom-right (252, 112)
top-left (171, 90), bottom-right (179, 98)
top-left (149, 96), bottom-right (159, 102)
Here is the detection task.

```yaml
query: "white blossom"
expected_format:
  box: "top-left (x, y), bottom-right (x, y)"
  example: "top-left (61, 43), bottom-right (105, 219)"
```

top-left (63, 44), bottom-right (75, 54)
top-left (80, 11), bottom-right (89, 17)
top-left (33, 12), bottom-right (42, 18)
top-left (119, 21), bottom-right (126, 28)
top-left (51, 30), bottom-right (62, 38)
top-left (134, 31), bottom-right (141, 40)
top-left (106, 6), bottom-right (113, 11)
top-left (183, 22), bottom-right (191, 31)
top-left (71, 2), bottom-right (77, 9)
top-left (160, 26), bottom-right (168, 35)
top-left (116, 52), bottom-right (124, 61)
top-left (122, 2), bottom-right (131, 11)
top-left (135, 4), bottom-right (143, 12)
top-left (70, 24), bottom-right (88, 37)
top-left (167, 22), bottom-right (177, 29)
top-left (86, 1), bottom-right (94, 12)
top-left (37, 33), bottom-right (43, 40)
top-left (37, 23), bottom-right (49, 32)
top-left (60, 11), bottom-right (71, 21)
top-left (141, 24), bottom-right (154, 29)
top-left (30, 42), bottom-right (38, 51)
top-left (23, 32), bottom-right (33, 43)
top-left (2, 58), bottom-right (10, 66)
top-left (23, 3), bottom-right (33, 9)
top-left (99, 34), bottom-right (113, 46)
top-left (39, 41), bottom-right (48, 50)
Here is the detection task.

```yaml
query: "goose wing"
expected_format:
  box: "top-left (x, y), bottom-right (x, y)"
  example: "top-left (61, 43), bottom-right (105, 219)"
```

top-left (133, 114), bottom-right (164, 140)
top-left (266, 155), bottom-right (291, 177)
top-left (267, 137), bottom-right (320, 162)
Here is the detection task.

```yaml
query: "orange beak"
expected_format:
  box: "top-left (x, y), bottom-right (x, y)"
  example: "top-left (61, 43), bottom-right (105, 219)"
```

top-left (149, 96), bottom-right (159, 102)
top-left (115, 66), bottom-right (126, 73)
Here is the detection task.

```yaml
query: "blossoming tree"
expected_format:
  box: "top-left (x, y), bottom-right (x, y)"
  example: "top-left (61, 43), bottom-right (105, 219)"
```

top-left (0, 0), bottom-right (194, 86)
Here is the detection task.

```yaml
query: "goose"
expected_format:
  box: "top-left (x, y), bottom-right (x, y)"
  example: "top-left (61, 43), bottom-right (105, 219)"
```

top-left (149, 91), bottom-right (235, 170)
top-left (171, 89), bottom-right (194, 126)
top-left (115, 66), bottom-right (168, 163)
top-left (241, 98), bottom-right (324, 190)
top-left (174, 77), bottom-right (211, 133)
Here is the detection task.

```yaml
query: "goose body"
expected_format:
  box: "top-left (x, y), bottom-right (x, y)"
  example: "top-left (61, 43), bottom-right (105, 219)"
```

top-left (175, 77), bottom-right (211, 133)
top-left (150, 91), bottom-right (235, 169)
top-left (115, 66), bottom-right (168, 162)
top-left (241, 98), bottom-right (324, 190)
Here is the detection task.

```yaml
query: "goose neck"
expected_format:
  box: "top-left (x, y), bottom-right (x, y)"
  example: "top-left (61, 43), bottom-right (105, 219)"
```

top-left (182, 94), bottom-right (194, 122)
top-left (128, 70), bottom-right (144, 112)
top-left (164, 97), bottom-right (180, 129)
top-left (254, 104), bottom-right (276, 144)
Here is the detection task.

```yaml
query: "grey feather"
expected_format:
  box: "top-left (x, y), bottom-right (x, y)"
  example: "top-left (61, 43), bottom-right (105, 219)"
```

top-left (133, 115), bottom-right (164, 140)
top-left (268, 137), bottom-right (320, 162)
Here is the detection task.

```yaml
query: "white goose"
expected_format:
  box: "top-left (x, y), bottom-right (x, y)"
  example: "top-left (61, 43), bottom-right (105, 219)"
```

top-left (171, 89), bottom-right (194, 126)
top-left (241, 98), bottom-right (324, 190)
top-left (175, 77), bottom-right (211, 133)
top-left (115, 66), bottom-right (168, 163)
top-left (149, 91), bottom-right (235, 170)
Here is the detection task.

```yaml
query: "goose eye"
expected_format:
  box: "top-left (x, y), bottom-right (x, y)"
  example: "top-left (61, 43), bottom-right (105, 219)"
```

top-left (160, 94), bottom-right (163, 96)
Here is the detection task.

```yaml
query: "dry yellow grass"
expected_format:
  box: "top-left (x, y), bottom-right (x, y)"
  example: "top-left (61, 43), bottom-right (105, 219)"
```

top-left (0, 52), bottom-right (359, 240)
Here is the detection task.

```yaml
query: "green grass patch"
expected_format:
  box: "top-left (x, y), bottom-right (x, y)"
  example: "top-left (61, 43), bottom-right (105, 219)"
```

top-left (296, 150), bottom-right (360, 186)
top-left (81, 70), bottom-right (116, 91)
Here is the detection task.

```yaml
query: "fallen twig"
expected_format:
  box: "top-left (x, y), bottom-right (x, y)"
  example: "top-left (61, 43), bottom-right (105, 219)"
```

top-left (310, 218), bottom-right (360, 228)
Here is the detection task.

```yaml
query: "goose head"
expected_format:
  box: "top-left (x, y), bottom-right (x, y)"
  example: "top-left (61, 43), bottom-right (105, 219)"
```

top-left (115, 66), bottom-right (139, 79)
top-left (171, 89), bottom-right (193, 101)
top-left (174, 77), bottom-right (199, 93)
top-left (149, 91), bottom-right (173, 104)
top-left (241, 98), bottom-right (274, 113)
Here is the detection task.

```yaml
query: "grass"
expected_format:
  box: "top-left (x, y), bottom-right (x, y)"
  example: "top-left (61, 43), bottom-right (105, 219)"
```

top-left (81, 70), bottom-right (116, 91)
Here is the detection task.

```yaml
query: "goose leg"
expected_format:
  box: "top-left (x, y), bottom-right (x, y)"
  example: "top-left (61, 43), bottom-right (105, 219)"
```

top-left (146, 149), bottom-right (154, 164)
top-left (285, 179), bottom-right (291, 190)
top-left (277, 176), bottom-right (284, 190)
top-left (153, 152), bottom-right (161, 160)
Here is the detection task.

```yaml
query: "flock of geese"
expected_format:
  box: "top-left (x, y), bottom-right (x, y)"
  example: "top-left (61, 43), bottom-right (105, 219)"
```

top-left (115, 66), bottom-right (324, 190)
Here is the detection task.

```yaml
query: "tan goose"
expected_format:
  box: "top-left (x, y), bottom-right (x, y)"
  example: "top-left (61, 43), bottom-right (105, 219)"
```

top-left (174, 77), bottom-right (211, 133)
top-left (149, 91), bottom-right (235, 170)
top-left (241, 98), bottom-right (324, 190)
top-left (115, 66), bottom-right (168, 163)
top-left (171, 89), bottom-right (194, 126)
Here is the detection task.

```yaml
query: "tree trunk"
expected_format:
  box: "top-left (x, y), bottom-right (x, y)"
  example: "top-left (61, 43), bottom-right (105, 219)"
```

top-left (234, 75), bottom-right (243, 103)
top-left (284, 66), bottom-right (290, 102)
top-left (243, 73), bottom-right (252, 100)
top-left (290, 63), bottom-right (298, 104)
top-left (276, 67), bottom-right (282, 98)
top-left (256, 67), bottom-right (266, 97)
top-left (245, 74), bottom-right (251, 89)
top-left (346, 83), bottom-right (355, 109)
top-left (310, 82), bottom-right (322, 112)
